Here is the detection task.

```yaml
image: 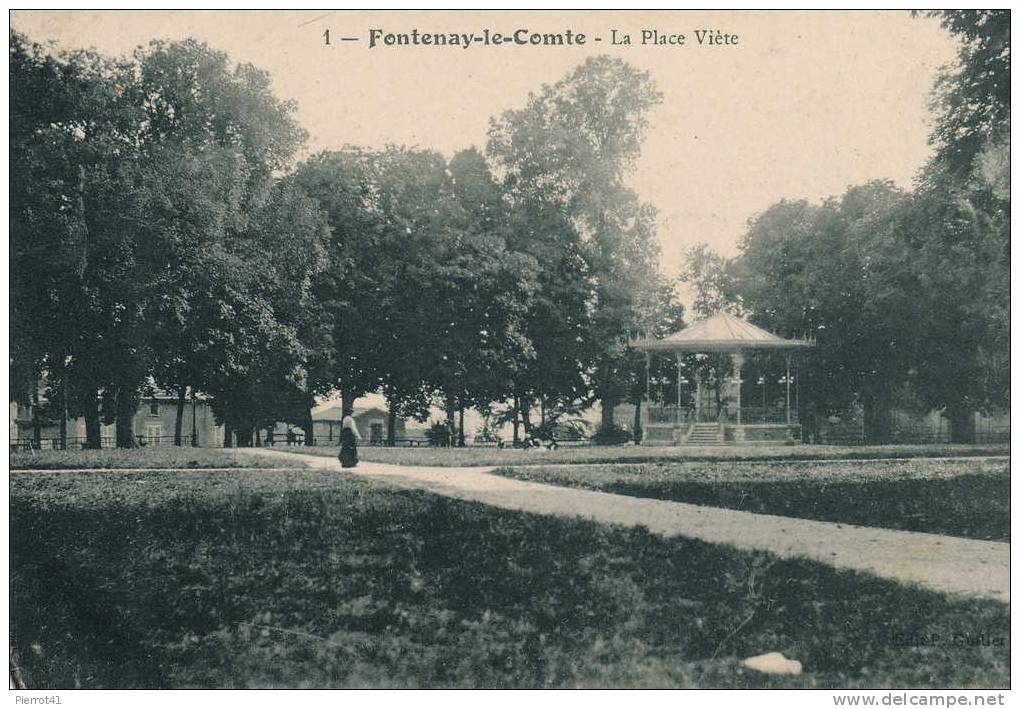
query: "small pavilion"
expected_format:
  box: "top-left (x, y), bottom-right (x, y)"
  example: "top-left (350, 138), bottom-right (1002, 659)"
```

top-left (632, 311), bottom-right (813, 445)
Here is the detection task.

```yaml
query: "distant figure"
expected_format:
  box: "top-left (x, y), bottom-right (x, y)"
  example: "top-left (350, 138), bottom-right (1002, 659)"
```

top-left (285, 427), bottom-right (295, 446)
top-left (339, 413), bottom-right (361, 468)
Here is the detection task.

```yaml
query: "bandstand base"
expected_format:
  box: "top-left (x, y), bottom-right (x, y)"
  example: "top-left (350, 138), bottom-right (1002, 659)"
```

top-left (641, 423), bottom-right (802, 446)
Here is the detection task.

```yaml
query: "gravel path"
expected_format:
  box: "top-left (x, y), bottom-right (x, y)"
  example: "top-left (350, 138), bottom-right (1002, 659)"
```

top-left (248, 449), bottom-right (1012, 603)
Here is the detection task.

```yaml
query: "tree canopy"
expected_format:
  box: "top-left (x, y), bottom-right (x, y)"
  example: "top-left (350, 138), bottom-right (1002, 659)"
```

top-left (13, 14), bottom-right (1002, 448)
top-left (678, 11), bottom-right (1009, 442)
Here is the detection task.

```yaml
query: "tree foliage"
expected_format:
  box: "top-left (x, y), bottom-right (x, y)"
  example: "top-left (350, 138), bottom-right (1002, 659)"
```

top-left (923, 10), bottom-right (1010, 180)
top-left (10, 32), bottom-right (321, 447)
top-left (488, 55), bottom-right (667, 430)
top-left (674, 13), bottom-right (1010, 443)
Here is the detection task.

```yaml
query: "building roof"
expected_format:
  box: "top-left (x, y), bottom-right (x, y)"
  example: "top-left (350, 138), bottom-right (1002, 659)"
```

top-left (633, 311), bottom-right (814, 353)
top-left (313, 406), bottom-right (389, 422)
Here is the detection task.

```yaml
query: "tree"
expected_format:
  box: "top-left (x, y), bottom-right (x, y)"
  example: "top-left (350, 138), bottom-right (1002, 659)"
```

top-left (200, 178), bottom-right (330, 446)
top-left (898, 183), bottom-right (1008, 441)
top-left (624, 278), bottom-right (686, 440)
top-left (129, 146), bottom-right (253, 444)
top-left (909, 10), bottom-right (1010, 440)
top-left (131, 38), bottom-right (311, 445)
top-left (679, 244), bottom-right (742, 318)
top-left (435, 148), bottom-right (538, 443)
top-left (368, 147), bottom-right (463, 438)
top-left (10, 33), bottom-right (316, 447)
top-left (10, 31), bottom-right (144, 448)
top-left (922, 10), bottom-right (1009, 181)
top-left (495, 197), bottom-right (593, 441)
top-left (670, 13), bottom-right (1011, 444)
top-left (293, 145), bottom-right (540, 446)
top-left (727, 183), bottom-right (917, 441)
top-left (291, 148), bottom-right (395, 425)
top-left (488, 56), bottom-right (665, 434)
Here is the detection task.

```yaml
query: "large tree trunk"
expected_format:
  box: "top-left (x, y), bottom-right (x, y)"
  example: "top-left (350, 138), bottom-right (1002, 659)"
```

top-left (458, 407), bottom-right (466, 447)
top-left (302, 398), bottom-right (315, 447)
top-left (174, 386), bottom-right (186, 446)
top-left (600, 400), bottom-right (615, 431)
top-left (445, 394), bottom-right (456, 447)
top-left (862, 389), bottom-right (893, 444)
top-left (386, 398), bottom-right (397, 447)
top-left (236, 426), bottom-right (253, 447)
top-left (596, 357), bottom-right (620, 431)
top-left (633, 396), bottom-right (642, 443)
top-left (512, 395), bottom-right (520, 444)
top-left (57, 361), bottom-right (68, 450)
top-left (945, 402), bottom-right (976, 444)
top-left (520, 399), bottom-right (533, 437)
top-left (82, 386), bottom-right (101, 449)
top-left (223, 423), bottom-right (233, 448)
top-left (115, 385), bottom-right (136, 448)
top-left (191, 393), bottom-right (199, 447)
top-left (31, 386), bottom-right (42, 449)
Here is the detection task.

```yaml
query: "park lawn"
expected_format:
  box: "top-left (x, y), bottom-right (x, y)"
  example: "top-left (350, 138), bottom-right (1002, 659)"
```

top-left (11, 468), bottom-right (1008, 689)
top-left (9, 447), bottom-right (294, 470)
top-left (498, 458), bottom-right (1010, 542)
top-left (282, 442), bottom-right (1009, 467)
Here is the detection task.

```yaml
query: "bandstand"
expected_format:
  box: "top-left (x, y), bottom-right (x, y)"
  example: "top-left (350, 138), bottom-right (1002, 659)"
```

top-left (633, 311), bottom-right (813, 446)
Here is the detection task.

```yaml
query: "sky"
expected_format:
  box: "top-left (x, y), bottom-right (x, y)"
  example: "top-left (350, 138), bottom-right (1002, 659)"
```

top-left (9, 10), bottom-right (961, 417)
top-left (12, 9), bottom-right (959, 270)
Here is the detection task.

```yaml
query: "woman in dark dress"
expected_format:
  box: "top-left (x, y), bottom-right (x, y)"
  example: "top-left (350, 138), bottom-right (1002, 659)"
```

top-left (339, 413), bottom-right (361, 468)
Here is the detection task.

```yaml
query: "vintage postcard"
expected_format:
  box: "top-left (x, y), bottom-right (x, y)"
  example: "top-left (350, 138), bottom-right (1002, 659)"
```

top-left (8, 8), bottom-right (1010, 699)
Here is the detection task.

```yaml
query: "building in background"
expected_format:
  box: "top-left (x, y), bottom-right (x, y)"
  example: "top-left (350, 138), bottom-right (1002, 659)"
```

top-left (270, 406), bottom-right (410, 446)
top-left (11, 388), bottom-right (223, 449)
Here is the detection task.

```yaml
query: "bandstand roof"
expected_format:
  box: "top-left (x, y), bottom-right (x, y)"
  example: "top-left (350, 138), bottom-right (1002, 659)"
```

top-left (633, 311), bottom-right (814, 353)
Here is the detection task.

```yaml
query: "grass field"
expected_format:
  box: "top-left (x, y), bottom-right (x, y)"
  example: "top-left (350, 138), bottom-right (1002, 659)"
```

top-left (11, 468), bottom-right (1009, 688)
top-left (498, 458), bottom-right (1010, 541)
top-left (9, 447), bottom-right (292, 470)
top-left (283, 442), bottom-right (1009, 467)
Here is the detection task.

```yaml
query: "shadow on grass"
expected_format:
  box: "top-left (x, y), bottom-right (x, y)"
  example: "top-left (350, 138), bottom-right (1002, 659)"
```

top-left (285, 442), bottom-right (1010, 468)
top-left (499, 460), bottom-right (1010, 542)
top-left (9, 447), bottom-right (289, 470)
top-left (605, 474), bottom-right (1010, 542)
top-left (10, 469), bottom-right (1009, 688)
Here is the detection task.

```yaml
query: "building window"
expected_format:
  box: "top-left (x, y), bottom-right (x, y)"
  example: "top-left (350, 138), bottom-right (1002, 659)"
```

top-left (145, 424), bottom-right (162, 444)
top-left (149, 401), bottom-right (159, 416)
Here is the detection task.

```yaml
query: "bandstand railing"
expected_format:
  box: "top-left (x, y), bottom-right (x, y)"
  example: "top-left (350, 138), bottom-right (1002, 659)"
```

top-left (646, 405), bottom-right (799, 426)
top-left (721, 406), bottom-right (799, 425)
top-left (646, 405), bottom-right (689, 425)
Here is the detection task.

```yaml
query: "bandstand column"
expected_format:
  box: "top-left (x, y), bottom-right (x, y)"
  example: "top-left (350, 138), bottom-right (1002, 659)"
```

top-left (694, 361), bottom-right (703, 423)
top-left (731, 351), bottom-right (745, 442)
top-left (785, 354), bottom-right (792, 426)
top-left (645, 351), bottom-right (651, 398)
top-left (675, 352), bottom-right (683, 413)
top-left (644, 351), bottom-right (651, 439)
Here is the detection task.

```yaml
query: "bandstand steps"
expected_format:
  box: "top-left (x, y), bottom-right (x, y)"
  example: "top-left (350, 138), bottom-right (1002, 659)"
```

top-left (685, 423), bottom-right (724, 446)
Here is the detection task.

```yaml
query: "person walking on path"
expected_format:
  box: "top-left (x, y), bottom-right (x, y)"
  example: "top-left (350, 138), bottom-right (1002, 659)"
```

top-left (339, 411), bottom-right (361, 468)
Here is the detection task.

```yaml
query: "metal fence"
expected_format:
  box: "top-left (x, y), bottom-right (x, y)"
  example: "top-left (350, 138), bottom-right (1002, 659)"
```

top-left (10, 415), bottom-right (1007, 451)
top-left (259, 437), bottom-right (430, 448)
top-left (11, 435), bottom-right (195, 451)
